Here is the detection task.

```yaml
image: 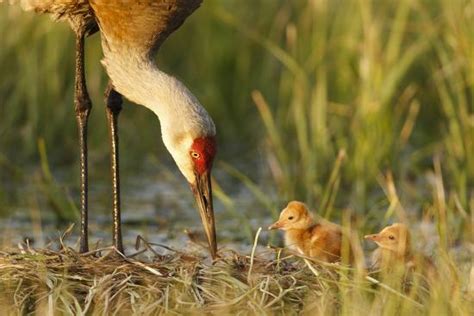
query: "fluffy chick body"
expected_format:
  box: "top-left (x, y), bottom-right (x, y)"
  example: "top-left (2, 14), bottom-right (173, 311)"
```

top-left (269, 201), bottom-right (342, 263)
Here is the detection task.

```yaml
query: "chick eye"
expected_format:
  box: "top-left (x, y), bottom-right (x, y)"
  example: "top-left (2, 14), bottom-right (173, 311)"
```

top-left (388, 235), bottom-right (395, 240)
top-left (190, 151), bottom-right (200, 159)
top-left (288, 216), bottom-right (294, 220)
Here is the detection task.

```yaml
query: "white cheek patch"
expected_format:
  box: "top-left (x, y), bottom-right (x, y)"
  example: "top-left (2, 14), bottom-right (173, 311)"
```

top-left (163, 136), bottom-right (196, 184)
top-left (174, 155), bottom-right (194, 183)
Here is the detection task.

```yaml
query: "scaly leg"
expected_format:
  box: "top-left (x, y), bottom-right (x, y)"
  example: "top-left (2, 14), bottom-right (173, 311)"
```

top-left (105, 83), bottom-right (124, 253)
top-left (74, 28), bottom-right (92, 254)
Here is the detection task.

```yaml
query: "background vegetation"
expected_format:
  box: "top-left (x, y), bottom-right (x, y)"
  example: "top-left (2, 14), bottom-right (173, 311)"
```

top-left (0, 0), bottom-right (472, 314)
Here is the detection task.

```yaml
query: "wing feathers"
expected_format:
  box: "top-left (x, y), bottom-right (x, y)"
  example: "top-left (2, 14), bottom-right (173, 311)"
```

top-left (2, 0), bottom-right (202, 53)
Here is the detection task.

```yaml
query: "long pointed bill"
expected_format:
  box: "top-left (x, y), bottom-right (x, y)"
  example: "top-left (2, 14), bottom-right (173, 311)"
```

top-left (191, 170), bottom-right (217, 259)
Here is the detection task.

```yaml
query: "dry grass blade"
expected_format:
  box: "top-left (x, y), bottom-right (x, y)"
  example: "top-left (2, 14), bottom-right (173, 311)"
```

top-left (365, 276), bottom-right (424, 309)
top-left (0, 237), bottom-right (470, 314)
top-left (247, 227), bottom-right (262, 284)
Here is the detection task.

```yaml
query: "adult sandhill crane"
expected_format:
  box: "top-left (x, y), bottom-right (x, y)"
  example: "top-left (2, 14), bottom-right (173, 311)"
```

top-left (2, 0), bottom-right (218, 258)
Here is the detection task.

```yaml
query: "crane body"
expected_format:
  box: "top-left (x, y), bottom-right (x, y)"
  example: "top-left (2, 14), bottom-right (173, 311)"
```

top-left (2, 0), bottom-right (218, 258)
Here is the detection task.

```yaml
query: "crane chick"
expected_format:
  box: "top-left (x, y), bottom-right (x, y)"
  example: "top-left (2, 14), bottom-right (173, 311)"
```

top-left (364, 223), bottom-right (434, 274)
top-left (268, 201), bottom-right (343, 263)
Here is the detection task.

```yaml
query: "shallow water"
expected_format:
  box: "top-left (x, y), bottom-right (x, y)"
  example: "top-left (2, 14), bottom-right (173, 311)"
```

top-left (1, 161), bottom-right (471, 270)
top-left (0, 162), bottom-right (275, 254)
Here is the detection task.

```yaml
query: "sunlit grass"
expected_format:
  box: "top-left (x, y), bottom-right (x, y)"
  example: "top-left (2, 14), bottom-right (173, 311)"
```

top-left (0, 225), bottom-right (471, 315)
top-left (0, 233), bottom-right (471, 315)
top-left (0, 0), bottom-right (472, 314)
top-left (219, 0), bottom-right (473, 211)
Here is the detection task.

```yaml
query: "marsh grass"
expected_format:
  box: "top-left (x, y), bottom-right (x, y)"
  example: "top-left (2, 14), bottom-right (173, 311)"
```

top-left (230, 0), bottom-right (473, 211)
top-left (0, 0), bottom-right (472, 314)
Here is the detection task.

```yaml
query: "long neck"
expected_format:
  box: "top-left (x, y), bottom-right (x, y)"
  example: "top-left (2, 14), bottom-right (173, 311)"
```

top-left (100, 50), bottom-right (213, 139)
top-left (102, 52), bottom-right (181, 123)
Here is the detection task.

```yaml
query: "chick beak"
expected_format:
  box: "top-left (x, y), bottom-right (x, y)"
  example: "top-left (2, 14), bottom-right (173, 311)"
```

top-left (191, 170), bottom-right (217, 259)
top-left (364, 234), bottom-right (379, 242)
top-left (268, 220), bottom-right (283, 230)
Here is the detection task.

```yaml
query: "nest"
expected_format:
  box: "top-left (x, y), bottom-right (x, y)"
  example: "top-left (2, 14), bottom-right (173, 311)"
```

top-left (0, 228), bottom-right (468, 314)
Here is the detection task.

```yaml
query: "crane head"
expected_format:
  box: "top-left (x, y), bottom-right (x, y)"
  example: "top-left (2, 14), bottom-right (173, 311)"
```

top-left (163, 130), bottom-right (218, 258)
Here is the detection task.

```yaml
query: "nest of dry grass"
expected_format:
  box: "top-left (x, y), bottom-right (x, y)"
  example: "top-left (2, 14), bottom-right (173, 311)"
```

top-left (0, 228), bottom-right (470, 315)
top-left (0, 228), bottom-right (340, 314)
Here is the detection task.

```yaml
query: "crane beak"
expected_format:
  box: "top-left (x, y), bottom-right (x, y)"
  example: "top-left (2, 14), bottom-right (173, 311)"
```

top-left (191, 170), bottom-right (217, 259)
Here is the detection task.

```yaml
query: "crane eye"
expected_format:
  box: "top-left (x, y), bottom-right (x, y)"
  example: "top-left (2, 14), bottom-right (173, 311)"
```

top-left (191, 151), bottom-right (200, 159)
top-left (388, 235), bottom-right (395, 240)
top-left (288, 216), bottom-right (294, 220)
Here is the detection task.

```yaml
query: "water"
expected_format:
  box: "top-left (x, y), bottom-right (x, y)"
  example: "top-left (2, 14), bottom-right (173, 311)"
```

top-left (0, 161), bottom-right (275, 254)
top-left (2, 160), bottom-right (469, 265)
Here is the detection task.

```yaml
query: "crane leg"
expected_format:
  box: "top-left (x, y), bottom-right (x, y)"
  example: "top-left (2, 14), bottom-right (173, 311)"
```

top-left (74, 28), bottom-right (92, 254)
top-left (104, 83), bottom-right (124, 254)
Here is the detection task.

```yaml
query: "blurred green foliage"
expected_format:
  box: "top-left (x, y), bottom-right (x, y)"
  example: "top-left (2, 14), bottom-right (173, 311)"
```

top-left (0, 0), bottom-right (472, 222)
top-left (0, 2), bottom-right (472, 313)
